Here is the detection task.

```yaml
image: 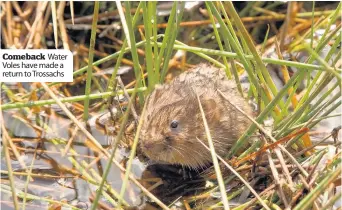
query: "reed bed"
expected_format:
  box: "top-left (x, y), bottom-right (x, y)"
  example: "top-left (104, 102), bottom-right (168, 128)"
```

top-left (0, 1), bottom-right (341, 210)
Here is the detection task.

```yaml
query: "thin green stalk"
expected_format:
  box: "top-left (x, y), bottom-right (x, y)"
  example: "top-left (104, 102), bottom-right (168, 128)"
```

top-left (209, 188), bottom-right (244, 209)
top-left (217, 2), bottom-right (252, 96)
top-left (309, 149), bottom-right (327, 166)
top-left (250, 2), bottom-right (267, 38)
top-left (324, 31), bottom-right (342, 63)
top-left (106, 2), bottom-right (143, 103)
top-left (306, 99), bottom-right (341, 129)
top-left (150, 1), bottom-right (159, 82)
top-left (91, 74), bottom-right (104, 93)
top-left (224, 1), bottom-right (285, 111)
top-left (83, 1), bottom-right (99, 120)
top-left (275, 73), bottom-right (334, 137)
top-left (160, 2), bottom-right (185, 81)
top-left (83, 167), bottom-right (122, 206)
top-left (205, 4), bottom-right (265, 98)
top-left (277, 28), bottom-right (341, 129)
top-left (1, 138), bottom-right (19, 210)
top-left (321, 192), bottom-right (342, 210)
top-left (332, 50), bottom-right (341, 66)
top-left (118, 101), bottom-right (147, 207)
top-left (0, 99), bottom-right (19, 210)
top-left (238, 1), bottom-right (256, 17)
top-left (122, 2), bottom-right (140, 79)
top-left (106, 40), bottom-right (128, 94)
top-left (312, 3), bottom-right (341, 54)
top-left (217, 2), bottom-right (242, 49)
top-left (310, 2), bottom-right (315, 48)
top-left (173, 40), bottom-right (225, 68)
top-left (205, 2), bottom-right (232, 80)
top-left (294, 70), bottom-right (323, 114)
top-left (293, 4), bottom-right (341, 109)
top-left (302, 41), bottom-right (341, 82)
top-left (303, 83), bottom-right (339, 121)
top-left (280, 72), bottom-right (306, 116)
top-left (156, 42), bottom-right (341, 72)
top-left (228, 71), bottom-right (301, 157)
top-left (1, 88), bottom-right (147, 110)
top-left (124, 2), bottom-right (145, 105)
top-left (261, 24), bottom-right (270, 54)
top-left (238, 140), bottom-right (262, 159)
top-left (155, 2), bottom-right (177, 81)
top-left (284, 95), bottom-right (341, 148)
top-left (289, 113), bottom-right (341, 131)
top-left (142, 2), bottom-right (155, 92)
top-left (290, 6), bottom-right (339, 52)
top-left (239, 31), bottom-right (252, 55)
top-left (1, 83), bottom-right (16, 103)
top-left (90, 73), bottom-right (142, 210)
top-left (74, 40), bottom-right (147, 77)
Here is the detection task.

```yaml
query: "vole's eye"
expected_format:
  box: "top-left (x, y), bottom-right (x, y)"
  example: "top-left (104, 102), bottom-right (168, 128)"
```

top-left (170, 120), bottom-right (178, 129)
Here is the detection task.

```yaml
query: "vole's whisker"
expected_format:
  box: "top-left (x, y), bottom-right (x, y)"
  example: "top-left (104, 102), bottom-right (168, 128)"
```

top-left (169, 146), bottom-right (185, 158)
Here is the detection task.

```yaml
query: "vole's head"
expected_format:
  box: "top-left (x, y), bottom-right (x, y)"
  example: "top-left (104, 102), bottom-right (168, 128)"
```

top-left (140, 84), bottom-right (213, 168)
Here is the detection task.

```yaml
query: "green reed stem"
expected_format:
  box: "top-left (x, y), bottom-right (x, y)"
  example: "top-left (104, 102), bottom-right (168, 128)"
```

top-left (160, 2), bottom-right (185, 81)
top-left (83, 1), bottom-right (99, 120)
top-left (1, 88), bottom-right (146, 110)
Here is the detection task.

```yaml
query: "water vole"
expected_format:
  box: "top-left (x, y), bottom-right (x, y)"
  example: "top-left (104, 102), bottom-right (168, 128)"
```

top-left (140, 64), bottom-right (253, 168)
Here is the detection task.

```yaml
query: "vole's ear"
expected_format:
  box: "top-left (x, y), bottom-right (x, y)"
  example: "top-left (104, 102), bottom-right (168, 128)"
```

top-left (153, 84), bottom-right (163, 97)
top-left (149, 84), bottom-right (166, 105)
top-left (201, 97), bottom-right (221, 122)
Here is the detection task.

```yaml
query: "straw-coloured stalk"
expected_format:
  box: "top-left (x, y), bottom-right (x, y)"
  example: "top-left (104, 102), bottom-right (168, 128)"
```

top-left (0, 110), bottom-right (20, 210)
top-left (196, 93), bottom-right (230, 210)
top-left (40, 82), bottom-right (108, 155)
top-left (22, 148), bottom-right (38, 210)
top-left (106, 2), bottom-right (143, 105)
top-left (197, 140), bottom-right (271, 210)
top-left (51, 1), bottom-right (58, 48)
top-left (90, 72), bottom-right (143, 210)
top-left (117, 101), bottom-right (147, 207)
top-left (1, 185), bottom-right (80, 210)
top-left (69, 1), bottom-right (74, 25)
top-left (218, 89), bottom-right (309, 178)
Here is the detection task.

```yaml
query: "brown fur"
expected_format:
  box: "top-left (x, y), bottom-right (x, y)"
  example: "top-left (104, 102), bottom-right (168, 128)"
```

top-left (140, 64), bottom-right (253, 168)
